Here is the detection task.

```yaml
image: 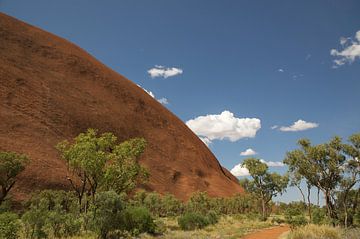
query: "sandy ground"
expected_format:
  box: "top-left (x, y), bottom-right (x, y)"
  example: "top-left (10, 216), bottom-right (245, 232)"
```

top-left (242, 225), bottom-right (290, 239)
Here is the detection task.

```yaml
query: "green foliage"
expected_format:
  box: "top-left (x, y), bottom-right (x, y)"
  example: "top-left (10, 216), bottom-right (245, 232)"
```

top-left (205, 210), bottom-right (219, 225)
top-left (161, 193), bottom-right (183, 217)
top-left (56, 129), bottom-right (148, 209)
top-left (121, 206), bottom-right (156, 236)
top-left (186, 192), bottom-right (212, 215)
top-left (311, 207), bottom-right (330, 225)
top-left (177, 212), bottom-right (210, 230)
top-left (285, 207), bottom-right (308, 229)
top-left (131, 191), bottom-right (183, 217)
top-left (21, 190), bottom-right (81, 239)
top-left (271, 216), bottom-right (285, 224)
top-left (284, 134), bottom-right (360, 226)
top-left (0, 212), bottom-right (21, 239)
top-left (0, 151), bottom-right (28, 204)
top-left (242, 158), bottom-right (289, 220)
top-left (88, 191), bottom-right (124, 239)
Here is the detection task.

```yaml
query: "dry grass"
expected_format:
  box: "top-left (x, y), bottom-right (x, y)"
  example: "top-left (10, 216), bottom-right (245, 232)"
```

top-left (286, 224), bottom-right (353, 239)
top-left (141, 215), bottom-right (272, 239)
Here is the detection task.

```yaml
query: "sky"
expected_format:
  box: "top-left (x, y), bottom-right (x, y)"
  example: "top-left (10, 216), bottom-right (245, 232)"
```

top-left (1, 0), bottom-right (359, 203)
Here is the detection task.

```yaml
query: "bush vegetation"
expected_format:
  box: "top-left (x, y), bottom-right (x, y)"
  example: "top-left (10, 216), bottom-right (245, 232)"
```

top-left (0, 130), bottom-right (359, 238)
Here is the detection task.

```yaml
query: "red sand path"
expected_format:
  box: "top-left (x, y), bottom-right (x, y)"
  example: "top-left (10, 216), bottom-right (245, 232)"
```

top-left (242, 225), bottom-right (290, 239)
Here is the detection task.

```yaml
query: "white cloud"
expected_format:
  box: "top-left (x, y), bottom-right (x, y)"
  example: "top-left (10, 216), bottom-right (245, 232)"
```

top-left (279, 119), bottom-right (319, 132)
top-left (271, 125), bottom-right (279, 130)
top-left (260, 159), bottom-right (285, 167)
top-left (148, 65), bottom-right (183, 78)
top-left (186, 111), bottom-right (261, 145)
top-left (240, 148), bottom-right (257, 156)
top-left (137, 85), bottom-right (169, 105)
top-left (230, 164), bottom-right (250, 177)
top-left (278, 68), bottom-right (284, 72)
top-left (157, 97), bottom-right (169, 105)
top-left (199, 137), bottom-right (212, 146)
top-left (331, 30), bottom-right (360, 67)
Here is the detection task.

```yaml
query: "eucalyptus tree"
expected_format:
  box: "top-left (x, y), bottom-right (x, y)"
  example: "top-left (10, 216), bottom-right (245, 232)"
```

top-left (56, 128), bottom-right (148, 211)
top-left (0, 151), bottom-right (28, 205)
top-left (284, 135), bottom-right (360, 225)
top-left (242, 158), bottom-right (289, 220)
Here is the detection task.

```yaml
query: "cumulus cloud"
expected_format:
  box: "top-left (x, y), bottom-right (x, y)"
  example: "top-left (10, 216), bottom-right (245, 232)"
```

top-left (230, 164), bottom-right (250, 177)
top-left (271, 125), bottom-right (279, 130)
top-left (137, 85), bottom-right (169, 105)
top-left (240, 148), bottom-right (257, 156)
top-left (186, 111), bottom-right (261, 145)
top-left (279, 119), bottom-right (319, 132)
top-left (148, 65), bottom-right (183, 78)
top-left (260, 159), bottom-right (285, 167)
top-left (200, 137), bottom-right (212, 146)
top-left (278, 68), bottom-right (284, 72)
top-left (331, 30), bottom-right (360, 67)
top-left (157, 97), bottom-right (169, 105)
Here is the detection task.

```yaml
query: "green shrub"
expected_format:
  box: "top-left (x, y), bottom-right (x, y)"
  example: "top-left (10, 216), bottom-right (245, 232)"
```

top-left (22, 190), bottom-right (81, 239)
top-left (177, 212), bottom-right (210, 230)
top-left (161, 193), bottom-right (183, 217)
top-left (186, 192), bottom-right (212, 215)
top-left (271, 216), bottom-right (285, 224)
top-left (0, 212), bottom-right (21, 239)
top-left (311, 207), bottom-right (330, 225)
top-left (285, 207), bottom-right (307, 229)
top-left (88, 191), bottom-right (124, 239)
top-left (22, 208), bottom-right (48, 239)
top-left (121, 206), bottom-right (156, 236)
top-left (206, 210), bottom-right (219, 225)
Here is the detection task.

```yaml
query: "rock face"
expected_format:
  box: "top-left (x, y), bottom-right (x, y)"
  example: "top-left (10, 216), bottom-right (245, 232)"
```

top-left (0, 13), bottom-right (243, 202)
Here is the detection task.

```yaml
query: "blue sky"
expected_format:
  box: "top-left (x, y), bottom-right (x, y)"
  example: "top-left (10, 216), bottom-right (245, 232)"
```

top-left (1, 0), bottom-right (359, 203)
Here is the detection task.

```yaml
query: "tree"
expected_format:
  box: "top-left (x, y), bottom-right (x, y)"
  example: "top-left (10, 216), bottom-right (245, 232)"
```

top-left (0, 151), bottom-right (28, 205)
top-left (339, 133), bottom-right (360, 227)
top-left (242, 158), bottom-right (289, 220)
top-left (284, 136), bottom-right (360, 224)
top-left (287, 160), bottom-right (313, 221)
top-left (56, 129), bottom-right (148, 211)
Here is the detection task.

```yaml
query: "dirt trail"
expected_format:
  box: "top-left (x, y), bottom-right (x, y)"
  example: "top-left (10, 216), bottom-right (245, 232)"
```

top-left (242, 225), bottom-right (290, 239)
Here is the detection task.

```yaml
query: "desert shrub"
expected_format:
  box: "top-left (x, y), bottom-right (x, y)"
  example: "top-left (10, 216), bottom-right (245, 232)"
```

top-left (142, 192), bottom-right (163, 217)
top-left (287, 224), bottom-right (341, 239)
top-left (285, 207), bottom-right (307, 229)
top-left (271, 216), bottom-right (285, 224)
top-left (121, 206), bottom-right (156, 236)
top-left (245, 212), bottom-right (262, 221)
top-left (22, 190), bottom-right (81, 238)
top-left (186, 192), bottom-right (212, 215)
top-left (0, 212), bottom-right (21, 239)
top-left (161, 193), bottom-right (183, 216)
top-left (88, 191), bottom-right (124, 239)
top-left (206, 210), bottom-right (219, 225)
top-left (177, 212), bottom-right (210, 230)
top-left (311, 207), bottom-right (331, 225)
top-left (22, 207), bottom-right (48, 239)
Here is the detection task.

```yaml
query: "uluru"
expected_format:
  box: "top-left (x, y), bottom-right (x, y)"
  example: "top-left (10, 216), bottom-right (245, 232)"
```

top-left (0, 12), bottom-right (243, 202)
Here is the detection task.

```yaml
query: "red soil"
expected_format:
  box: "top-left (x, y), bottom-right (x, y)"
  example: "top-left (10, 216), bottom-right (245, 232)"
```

top-left (242, 225), bottom-right (290, 239)
top-left (0, 13), bottom-right (243, 202)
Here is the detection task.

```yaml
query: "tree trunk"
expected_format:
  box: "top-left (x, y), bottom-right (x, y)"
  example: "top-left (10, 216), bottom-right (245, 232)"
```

top-left (325, 190), bottom-right (337, 226)
top-left (307, 184), bottom-right (312, 221)
top-left (295, 184), bottom-right (306, 209)
top-left (317, 188), bottom-right (320, 206)
top-left (261, 198), bottom-right (266, 221)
